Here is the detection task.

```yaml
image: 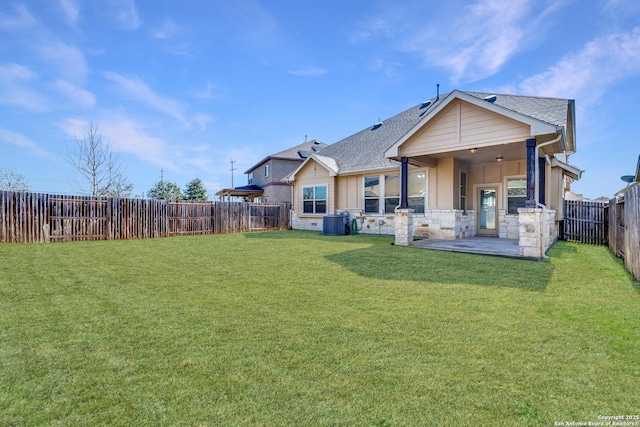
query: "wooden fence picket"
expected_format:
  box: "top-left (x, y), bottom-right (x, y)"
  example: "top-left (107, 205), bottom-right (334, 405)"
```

top-left (0, 190), bottom-right (290, 243)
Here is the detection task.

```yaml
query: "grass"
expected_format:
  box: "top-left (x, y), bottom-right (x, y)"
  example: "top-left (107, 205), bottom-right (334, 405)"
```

top-left (0, 230), bottom-right (638, 426)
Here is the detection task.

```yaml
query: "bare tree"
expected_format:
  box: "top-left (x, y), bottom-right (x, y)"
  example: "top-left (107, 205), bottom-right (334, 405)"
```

top-left (67, 122), bottom-right (132, 197)
top-left (0, 168), bottom-right (30, 192)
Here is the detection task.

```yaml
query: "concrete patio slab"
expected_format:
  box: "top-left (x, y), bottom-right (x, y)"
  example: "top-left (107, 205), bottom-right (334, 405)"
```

top-left (412, 236), bottom-right (525, 259)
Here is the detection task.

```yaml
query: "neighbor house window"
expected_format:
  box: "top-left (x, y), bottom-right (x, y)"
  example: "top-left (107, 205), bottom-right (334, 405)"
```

top-left (264, 164), bottom-right (269, 177)
top-left (460, 171), bottom-right (467, 211)
top-left (408, 172), bottom-right (426, 213)
top-left (248, 172), bottom-right (253, 185)
top-left (384, 174), bottom-right (399, 213)
top-left (364, 176), bottom-right (380, 213)
top-left (507, 178), bottom-right (526, 214)
top-left (302, 185), bottom-right (326, 214)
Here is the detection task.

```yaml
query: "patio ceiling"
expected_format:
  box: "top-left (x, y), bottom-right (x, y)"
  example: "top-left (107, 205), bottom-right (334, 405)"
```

top-left (408, 141), bottom-right (527, 167)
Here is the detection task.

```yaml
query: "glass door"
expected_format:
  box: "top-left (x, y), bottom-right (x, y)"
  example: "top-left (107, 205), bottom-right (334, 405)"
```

top-left (477, 187), bottom-right (498, 236)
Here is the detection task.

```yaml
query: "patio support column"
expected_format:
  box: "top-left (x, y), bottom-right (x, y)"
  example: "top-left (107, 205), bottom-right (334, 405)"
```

top-left (400, 156), bottom-right (408, 209)
top-left (525, 138), bottom-right (536, 208)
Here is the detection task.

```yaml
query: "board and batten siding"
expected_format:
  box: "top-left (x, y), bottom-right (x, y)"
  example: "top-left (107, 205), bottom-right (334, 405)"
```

top-left (294, 160), bottom-right (335, 215)
top-left (399, 100), bottom-right (531, 157)
top-left (336, 175), bottom-right (362, 211)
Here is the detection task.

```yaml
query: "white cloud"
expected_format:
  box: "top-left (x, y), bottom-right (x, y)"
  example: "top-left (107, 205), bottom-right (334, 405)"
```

top-left (59, 0), bottom-right (80, 27)
top-left (287, 66), bottom-right (328, 77)
top-left (0, 63), bottom-right (48, 111)
top-left (151, 18), bottom-right (180, 39)
top-left (0, 128), bottom-right (50, 157)
top-left (409, 0), bottom-right (530, 82)
top-left (36, 40), bottom-right (89, 82)
top-left (103, 72), bottom-right (189, 124)
top-left (514, 28), bottom-right (640, 105)
top-left (51, 80), bottom-right (96, 108)
top-left (59, 116), bottom-right (179, 172)
top-left (0, 4), bottom-right (37, 31)
top-left (103, 71), bottom-right (212, 129)
top-left (0, 63), bottom-right (37, 81)
top-left (107, 0), bottom-right (141, 30)
top-left (351, 0), bottom-right (549, 83)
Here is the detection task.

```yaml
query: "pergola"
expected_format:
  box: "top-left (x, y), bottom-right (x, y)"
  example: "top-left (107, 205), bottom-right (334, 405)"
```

top-left (215, 184), bottom-right (264, 201)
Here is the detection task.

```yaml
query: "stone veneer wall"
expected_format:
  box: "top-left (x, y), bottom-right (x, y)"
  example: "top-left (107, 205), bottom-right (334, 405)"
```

top-left (518, 208), bottom-right (558, 259)
top-left (291, 208), bottom-right (477, 240)
top-left (413, 210), bottom-right (475, 240)
top-left (499, 211), bottom-right (520, 239)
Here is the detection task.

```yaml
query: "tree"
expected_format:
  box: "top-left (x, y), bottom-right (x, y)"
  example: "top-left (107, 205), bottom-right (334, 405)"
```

top-left (147, 172), bottom-right (184, 200)
top-left (0, 168), bottom-right (30, 192)
top-left (67, 122), bottom-right (133, 197)
top-left (184, 178), bottom-right (208, 201)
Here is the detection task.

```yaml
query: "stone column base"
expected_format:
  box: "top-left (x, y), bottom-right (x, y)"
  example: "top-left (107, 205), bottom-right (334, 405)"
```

top-left (394, 209), bottom-right (414, 246)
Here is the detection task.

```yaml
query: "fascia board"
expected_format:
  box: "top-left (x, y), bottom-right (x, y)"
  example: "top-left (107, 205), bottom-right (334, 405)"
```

top-left (385, 90), bottom-right (561, 158)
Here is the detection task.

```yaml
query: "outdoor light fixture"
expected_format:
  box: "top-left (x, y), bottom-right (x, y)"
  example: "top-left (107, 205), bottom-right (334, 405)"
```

top-left (469, 148), bottom-right (477, 153)
top-left (496, 156), bottom-right (504, 162)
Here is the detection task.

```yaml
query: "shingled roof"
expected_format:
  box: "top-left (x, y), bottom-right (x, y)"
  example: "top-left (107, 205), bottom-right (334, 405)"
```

top-left (310, 90), bottom-right (573, 175)
top-left (245, 139), bottom-right (327, 174)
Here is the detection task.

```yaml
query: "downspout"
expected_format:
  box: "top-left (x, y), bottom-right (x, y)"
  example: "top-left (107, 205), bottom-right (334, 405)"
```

top-left (534, 133), bottom-right (563, 259)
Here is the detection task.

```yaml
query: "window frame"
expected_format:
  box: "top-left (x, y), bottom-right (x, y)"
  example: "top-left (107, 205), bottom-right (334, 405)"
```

top-left (459, 170), bottom-right (468, 212)
top-left (407, 171), bottom-right (426, 213)
top-left (248, 172), bottom-right (253, 185)
top-left (363, 170), bottom-right (427, 214)
top-left (264, 164), bottom-right (269, 178)
top-left (302, 184), bottom-right (327, 215)
top-left (505, 176), bottom-right (527, 215)
top-left (364, 175), bottom-right (381, 214)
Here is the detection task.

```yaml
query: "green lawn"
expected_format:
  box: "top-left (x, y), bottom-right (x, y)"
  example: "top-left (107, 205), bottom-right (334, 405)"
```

top-left (1, 231), bottom-right (638, 426)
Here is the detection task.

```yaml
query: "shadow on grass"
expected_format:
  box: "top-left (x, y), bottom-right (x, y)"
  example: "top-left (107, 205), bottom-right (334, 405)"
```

top-left (326, 245), bottom-right (553, 291)
top-left (245, 230), bottom-right (553, 290)
top-left (243, 229), bottom-right (393, 244)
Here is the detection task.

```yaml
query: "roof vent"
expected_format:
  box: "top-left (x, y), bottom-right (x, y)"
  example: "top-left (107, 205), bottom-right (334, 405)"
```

top-left (484, 95), bottom-right (497, 103)
top-left (372, 121), bottom-right (383, 130)
top-left (420, 101), bottom-right (432, 109)
top-left (298, 150), bottom-right (312, 158)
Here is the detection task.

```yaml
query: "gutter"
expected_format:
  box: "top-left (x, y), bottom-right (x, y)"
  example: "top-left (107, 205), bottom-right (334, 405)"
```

top-left (534, 133), bottom-right (563, 259)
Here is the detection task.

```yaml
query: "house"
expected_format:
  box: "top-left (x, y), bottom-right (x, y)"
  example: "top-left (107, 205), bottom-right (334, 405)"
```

top-left (286, 90), bottom-right (582, 259)
top-left (216, 139), bottom-right (326, 203)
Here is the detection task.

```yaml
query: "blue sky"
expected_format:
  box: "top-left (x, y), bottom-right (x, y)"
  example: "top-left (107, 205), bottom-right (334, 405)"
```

top-left (1, 0), bottom-right (639, 199)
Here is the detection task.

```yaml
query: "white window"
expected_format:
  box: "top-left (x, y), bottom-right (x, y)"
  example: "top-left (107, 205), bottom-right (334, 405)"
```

top-left (365, 172), bottom-right (426, 214)
top-left (264, 164), bottom-right (269, 177)
top-left (507, 178), bottom-right (526, 214)
top-left (408, 172), bottom-right (426, 213)
top-left (302, 185), bottom-right (327, 214)
top-left (364, 176), bottom-right (380, 213)
top-left (384, 174), bottom-right (400, 213)
top-left (248, 172), bottom-right (253, 185)
top-left (460, 171), bottom-right (467, 211)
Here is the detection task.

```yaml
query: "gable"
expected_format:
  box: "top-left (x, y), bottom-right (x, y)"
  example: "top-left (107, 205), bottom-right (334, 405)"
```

top-left (398, 99), bottom-right (532, 158)
top-left (295, 157), bottom-right (332, 180)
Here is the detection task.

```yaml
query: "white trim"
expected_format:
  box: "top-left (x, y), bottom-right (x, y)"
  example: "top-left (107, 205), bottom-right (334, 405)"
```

top-left (301, 183), bottom-right (328, 215)
top-left (385, 90), bottom-right (561, 158)
top-left (459, 169), bottom-right (468, 212)
top-left (503, 175), bottom-right (526, 215)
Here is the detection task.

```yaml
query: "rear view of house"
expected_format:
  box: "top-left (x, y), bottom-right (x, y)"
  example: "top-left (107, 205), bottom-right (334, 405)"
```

top-left (287, 90), bottom-right (581, 259)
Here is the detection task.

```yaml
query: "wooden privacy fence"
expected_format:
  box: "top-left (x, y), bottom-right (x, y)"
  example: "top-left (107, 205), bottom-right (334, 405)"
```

top-left (608, 185), bottom-right (640, 282)
top-left (0, 191), bottom-right (290, 243)
top-left (563, 200), bottom-right (608, 245)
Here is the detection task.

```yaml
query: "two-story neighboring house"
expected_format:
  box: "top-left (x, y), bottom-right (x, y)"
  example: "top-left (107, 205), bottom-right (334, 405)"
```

top-left (216, 139), bottom-right (326, 203)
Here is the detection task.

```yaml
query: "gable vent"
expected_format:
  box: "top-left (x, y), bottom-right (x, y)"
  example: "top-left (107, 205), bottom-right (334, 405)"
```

top-left (484, 94), bottom-right (497, 103)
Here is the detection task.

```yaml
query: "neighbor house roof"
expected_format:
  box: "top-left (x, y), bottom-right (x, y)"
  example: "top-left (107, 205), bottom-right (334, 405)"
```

top-left (292, 90), bottom-right (575, 178)
top-left (244, 139), bottom-right (327, 174)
